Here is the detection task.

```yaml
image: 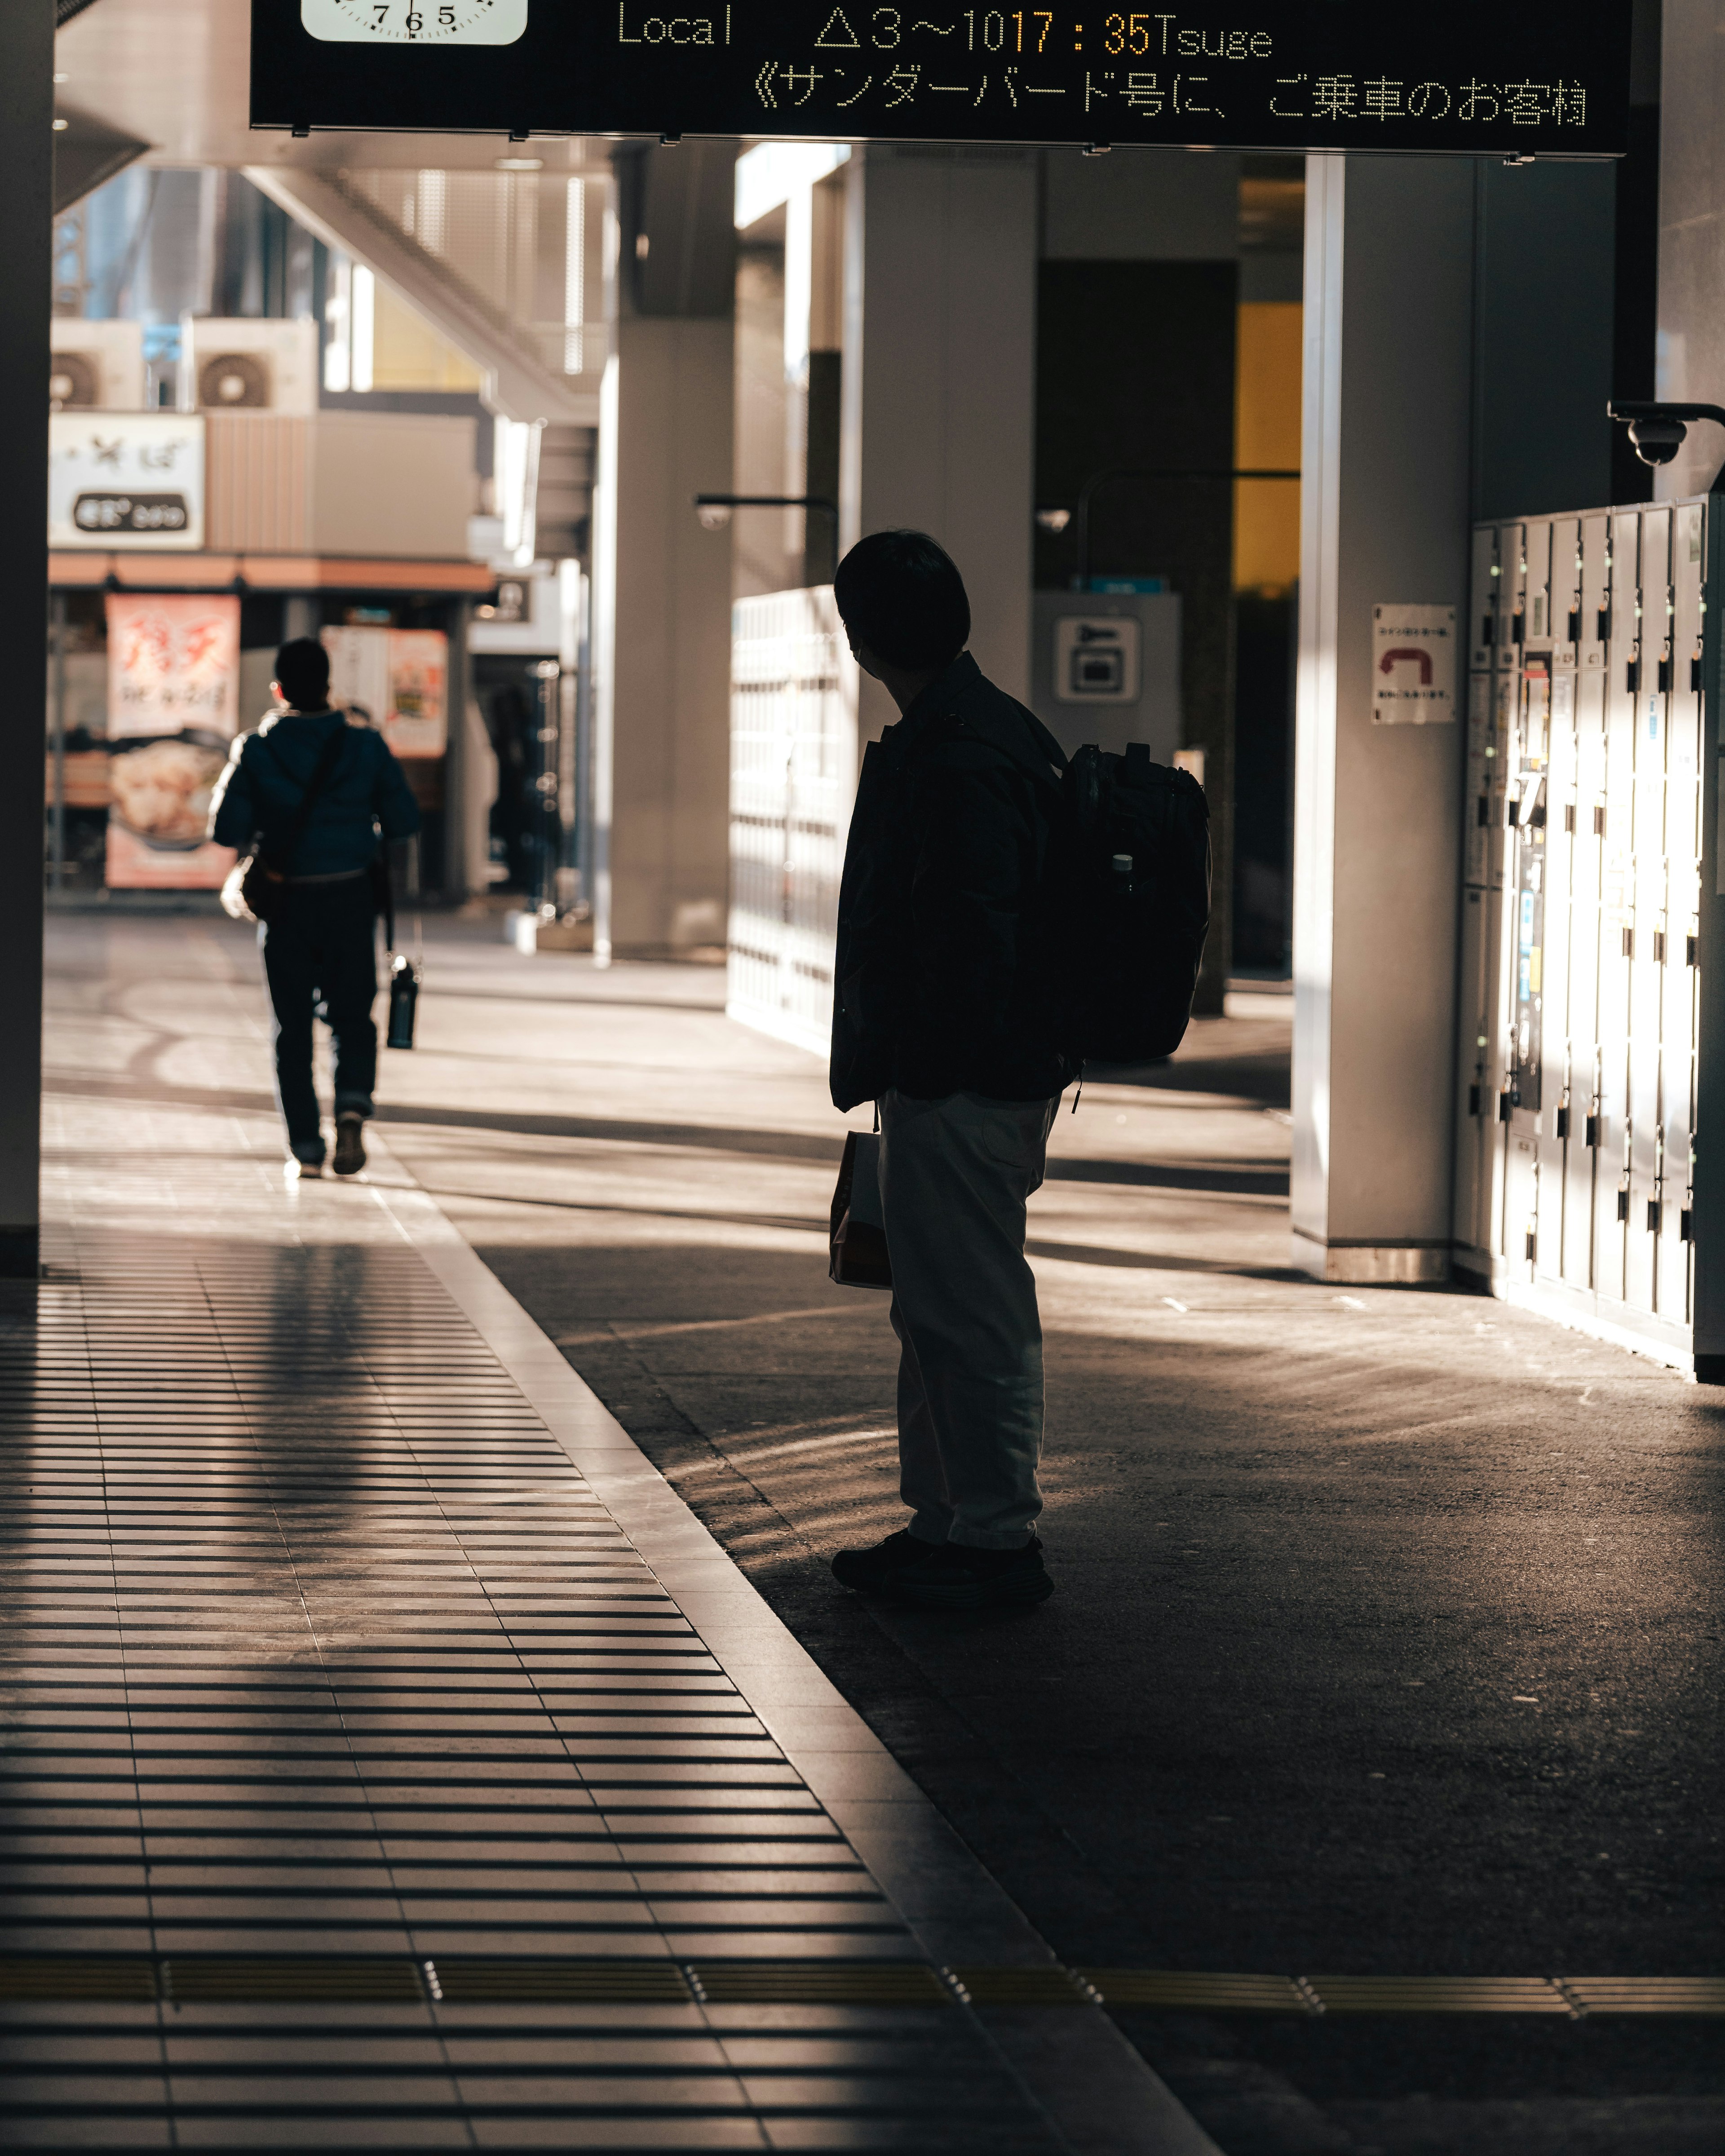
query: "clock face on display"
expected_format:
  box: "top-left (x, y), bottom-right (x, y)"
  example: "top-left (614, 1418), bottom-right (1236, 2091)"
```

top-left (300, 0), bottom-right (527, 43)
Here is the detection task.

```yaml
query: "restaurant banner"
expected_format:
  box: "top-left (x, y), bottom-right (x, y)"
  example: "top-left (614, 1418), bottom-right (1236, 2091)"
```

top-left (104, 593), bottom-right (241, 890)
top-left (323, 624), bottom-right (448, 758)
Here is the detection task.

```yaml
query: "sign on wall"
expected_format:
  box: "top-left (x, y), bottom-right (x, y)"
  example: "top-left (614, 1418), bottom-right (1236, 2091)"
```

top-left (322, 625), bottom-right (450, 758)
top-left (49, 414), bottom-right (205, 551)
top-left (104, 594), bottom-right (241, 889)
top-left (1372, 603), bottom-right (1456, 725)
top-left (251, 0), bottom-right (1631, 155)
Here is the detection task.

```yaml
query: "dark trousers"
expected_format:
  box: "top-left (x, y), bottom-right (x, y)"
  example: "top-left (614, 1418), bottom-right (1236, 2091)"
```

top-left (260, 879), bottom-right (378, 1162)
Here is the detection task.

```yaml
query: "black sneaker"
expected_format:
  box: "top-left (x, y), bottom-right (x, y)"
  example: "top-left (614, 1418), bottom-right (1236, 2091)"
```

top-left (832, 1530), bottom-right (936, 1598)
top-left (895, 1537), bottom-right (1054, 1610)
top-left (832, 1531), bottom-right (1053, 1609)
top-left (332, 1113), bottom-right (367, 1177)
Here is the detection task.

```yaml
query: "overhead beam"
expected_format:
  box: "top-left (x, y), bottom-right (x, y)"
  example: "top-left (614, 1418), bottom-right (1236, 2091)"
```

top-left (244, 163), bottom-right (598, 428)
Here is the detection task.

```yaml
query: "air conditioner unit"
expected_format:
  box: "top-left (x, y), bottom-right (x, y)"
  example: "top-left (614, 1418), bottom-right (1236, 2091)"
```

top-left (49, 319), bottom-right (145, 410)
top-left (182, 318), bottom-right (319, 416)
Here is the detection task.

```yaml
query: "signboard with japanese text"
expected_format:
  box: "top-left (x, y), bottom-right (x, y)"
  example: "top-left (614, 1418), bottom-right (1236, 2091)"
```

top-left (252, 0), bottom-right (1631, 155)
top-left (1372, 603), bottom-right (1456, 725)
top-left (49, 413), bottom-right (205, 551)
top-left (104, 593), bottom-right (241, 889)
top-left (322, 625), bottom-right (450, 758)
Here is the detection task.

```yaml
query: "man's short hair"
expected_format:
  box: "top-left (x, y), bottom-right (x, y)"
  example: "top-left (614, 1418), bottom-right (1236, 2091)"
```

top-left (833, 530), bottom-right (970, 672)
top-left (274, 636), bottom-right (331, 711)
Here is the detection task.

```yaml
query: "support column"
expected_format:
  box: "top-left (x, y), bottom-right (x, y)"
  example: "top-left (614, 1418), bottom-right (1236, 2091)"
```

top-left (1291, 156), bottom-right (1472, 1284)
top-left (840, 147), bottom-right (1037, 736)
top-left (592, 141), bottom-right (736, 962)
top-left (0, 0), bottom-right (51, 1277)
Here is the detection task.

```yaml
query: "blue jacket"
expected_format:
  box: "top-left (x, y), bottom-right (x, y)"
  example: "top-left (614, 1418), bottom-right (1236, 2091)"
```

top-left (210, 709), bottom-right (420, 877)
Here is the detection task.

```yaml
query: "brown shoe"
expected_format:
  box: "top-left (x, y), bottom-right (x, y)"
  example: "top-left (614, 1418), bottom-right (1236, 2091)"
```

top-left (332, 1113), bottom-right (367, 1176)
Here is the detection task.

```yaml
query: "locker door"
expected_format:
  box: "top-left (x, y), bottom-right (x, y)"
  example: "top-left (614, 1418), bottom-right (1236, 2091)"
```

top-left (1538, 660), bottom-right (1577, 1284)
top-left (1455, 655), bottom-right (1497, 1264)
top-left (1488, 668), bottom-right (1518, 1260)
top-left (1470, 526), bottom-right (1500, 676)
top-left (1454, 884), bottom-right (1496, 1261)
top-left (1563, 664), bottom-right (1606, 1287)
top-left (1524, 519), bottom-right (1554, 655)
top-left (1660, 499), bottom-right (1706, 1321)
top-left (1626, 507), bottom-right (1672, 1315)
top-left (1596, 509), bottom-right (1642, 1303)
top-left (1504, 654), bottom-right (1548, 1276)
top-left (1552, 517), bottom-right (1581, 675)
top-left (1498, 524), bottom-right (1527, 677)
top-left (1581, 513), bottom-right (1610, 679)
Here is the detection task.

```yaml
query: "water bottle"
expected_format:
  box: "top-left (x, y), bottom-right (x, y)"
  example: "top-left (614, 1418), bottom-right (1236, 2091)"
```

top-left (387, 954), bottom-right (419, 1050)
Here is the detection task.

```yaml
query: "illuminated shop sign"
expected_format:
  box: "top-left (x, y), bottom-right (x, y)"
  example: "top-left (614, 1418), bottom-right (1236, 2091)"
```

top-left (252, 0), bottom-right (1630, 154)
top-left (49, 414), bottom-right (205, 552)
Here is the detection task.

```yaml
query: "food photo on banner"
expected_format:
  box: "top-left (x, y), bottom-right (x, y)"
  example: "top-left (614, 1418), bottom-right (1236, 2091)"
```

top-left (104, 593), bottom-right (241, 890)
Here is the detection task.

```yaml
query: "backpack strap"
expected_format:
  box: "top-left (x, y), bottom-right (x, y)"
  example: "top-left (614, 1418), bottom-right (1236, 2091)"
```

top-left (257, 722), bottom-right (351, 875)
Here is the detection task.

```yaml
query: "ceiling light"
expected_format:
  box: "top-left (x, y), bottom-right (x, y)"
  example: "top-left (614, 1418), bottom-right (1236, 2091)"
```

top-left (495, 156), bottom-right (543, 171)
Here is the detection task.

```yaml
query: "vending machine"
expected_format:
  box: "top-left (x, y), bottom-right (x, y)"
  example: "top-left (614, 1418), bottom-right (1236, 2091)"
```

top-left (1455, 495), bottom-right (1720, 1376)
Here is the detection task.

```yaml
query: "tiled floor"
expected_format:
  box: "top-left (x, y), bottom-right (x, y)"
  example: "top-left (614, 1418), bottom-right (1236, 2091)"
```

top-left (0, 1089), bottom-right (1084, 2151)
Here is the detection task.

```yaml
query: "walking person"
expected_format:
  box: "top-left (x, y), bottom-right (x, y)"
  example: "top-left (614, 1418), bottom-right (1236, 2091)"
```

top-left (827, 532), bottom-right (1074, 1609)
top-left (209, 636), bottom-right (420, 1179)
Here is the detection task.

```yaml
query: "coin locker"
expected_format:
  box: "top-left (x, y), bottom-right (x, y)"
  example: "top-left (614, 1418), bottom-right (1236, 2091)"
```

top-left (1454, 494), bottom-right (1715, 1373)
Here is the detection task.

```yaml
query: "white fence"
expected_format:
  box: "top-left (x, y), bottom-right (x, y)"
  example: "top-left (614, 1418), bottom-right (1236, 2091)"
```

top-left (726, 587), bottom-right (858, 1057)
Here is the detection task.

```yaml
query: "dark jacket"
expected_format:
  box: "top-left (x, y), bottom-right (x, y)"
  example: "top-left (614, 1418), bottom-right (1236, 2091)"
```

top-left (209, 708), bottom-right (420, 877)
top-left (831, 652), bottom-right (1075, 1111)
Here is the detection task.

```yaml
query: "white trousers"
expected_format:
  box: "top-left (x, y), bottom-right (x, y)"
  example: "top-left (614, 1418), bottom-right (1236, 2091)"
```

top-left (877, 1088), bottom-right (1058, 1550)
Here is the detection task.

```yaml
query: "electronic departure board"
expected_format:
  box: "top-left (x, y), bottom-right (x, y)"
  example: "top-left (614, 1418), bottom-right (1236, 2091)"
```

top-left (252, 0), bottom-right (1631, 156)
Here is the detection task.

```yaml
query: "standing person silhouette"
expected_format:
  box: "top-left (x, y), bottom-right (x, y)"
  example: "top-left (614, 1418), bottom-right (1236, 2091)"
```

top-left (209, 636), bottom-right (420, 1178)
top-left (827, 532), bottom-right (1074, 1609)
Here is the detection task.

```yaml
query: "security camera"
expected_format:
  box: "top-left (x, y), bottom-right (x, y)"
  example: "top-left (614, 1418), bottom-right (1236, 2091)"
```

top-left (1627, 416), bottom-right (1686, 467)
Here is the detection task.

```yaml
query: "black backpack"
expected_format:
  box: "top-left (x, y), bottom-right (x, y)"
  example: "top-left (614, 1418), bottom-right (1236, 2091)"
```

top-left (1048, 741), bottom-right (1212, 1066)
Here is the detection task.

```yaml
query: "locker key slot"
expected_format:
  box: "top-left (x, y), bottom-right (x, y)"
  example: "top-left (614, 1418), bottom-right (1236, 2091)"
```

top-left (1623, 927), bottom-right (1635, 959)
top-left (1647, 1201), bottom-right (1662, 1235)
top-left (1654, 930), bottom-right (1668, 963)
top-left (1524, 1229), bottom-right (1537, 1263)
top-left (1692, 647), bottom-right (1703, 694)
top-left (1592, 805), bottom-right (1606, 836)
top-left (1658, 651), bottom-right (1673, 694)
top-left (1478, 796), bottom-right (1491, 828)
top-left (1625, 654), bottom-right (1641, 692)
top-left (1555, 1103), bottom-right (1570, 1139)
top-left (1512, 605), bottom-right (1525, 648)
top-left (1563, 804), bottom-right (1576, 834)
top-left (1481, 613), bottom-right (1494, 647)
top-left (1468, 1083), bottom-right (1482, 1118)
top-left (1498, 1090), bottom-right (1513, 1124)
top-left (1688, 934), bottom-right (1698, 967)
top-left (1616, 1188), bottom-right (1631, 1224)
top-left (1681, 1208), bottom-right (1694, 1243)
top-left (1585, 1112), bottom-right (1601, 1147)
top-left (1568, 601), bottom-right (1582, 643)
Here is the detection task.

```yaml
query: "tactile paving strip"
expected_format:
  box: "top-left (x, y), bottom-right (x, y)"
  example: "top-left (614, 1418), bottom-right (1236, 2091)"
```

top-left (0, 1953), bottom-right (1717, 2015)
top-left (1, 1098), bottom-right (1068, 2152)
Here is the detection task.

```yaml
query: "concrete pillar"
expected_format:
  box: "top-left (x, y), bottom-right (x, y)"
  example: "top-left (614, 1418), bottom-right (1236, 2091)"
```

top-left (1291, 157), bottom-right (1473, 1284)
top-left (592, 318), bottom-right (734, 959)
top-left (0, 0), bottom-right (50, 1277)
top-left (591, 141), bottom-right (735, 961)
top-left (840, 148), bottom-right (1036, 737)
top-left (1655, 0), bottom-right (1725, 501)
